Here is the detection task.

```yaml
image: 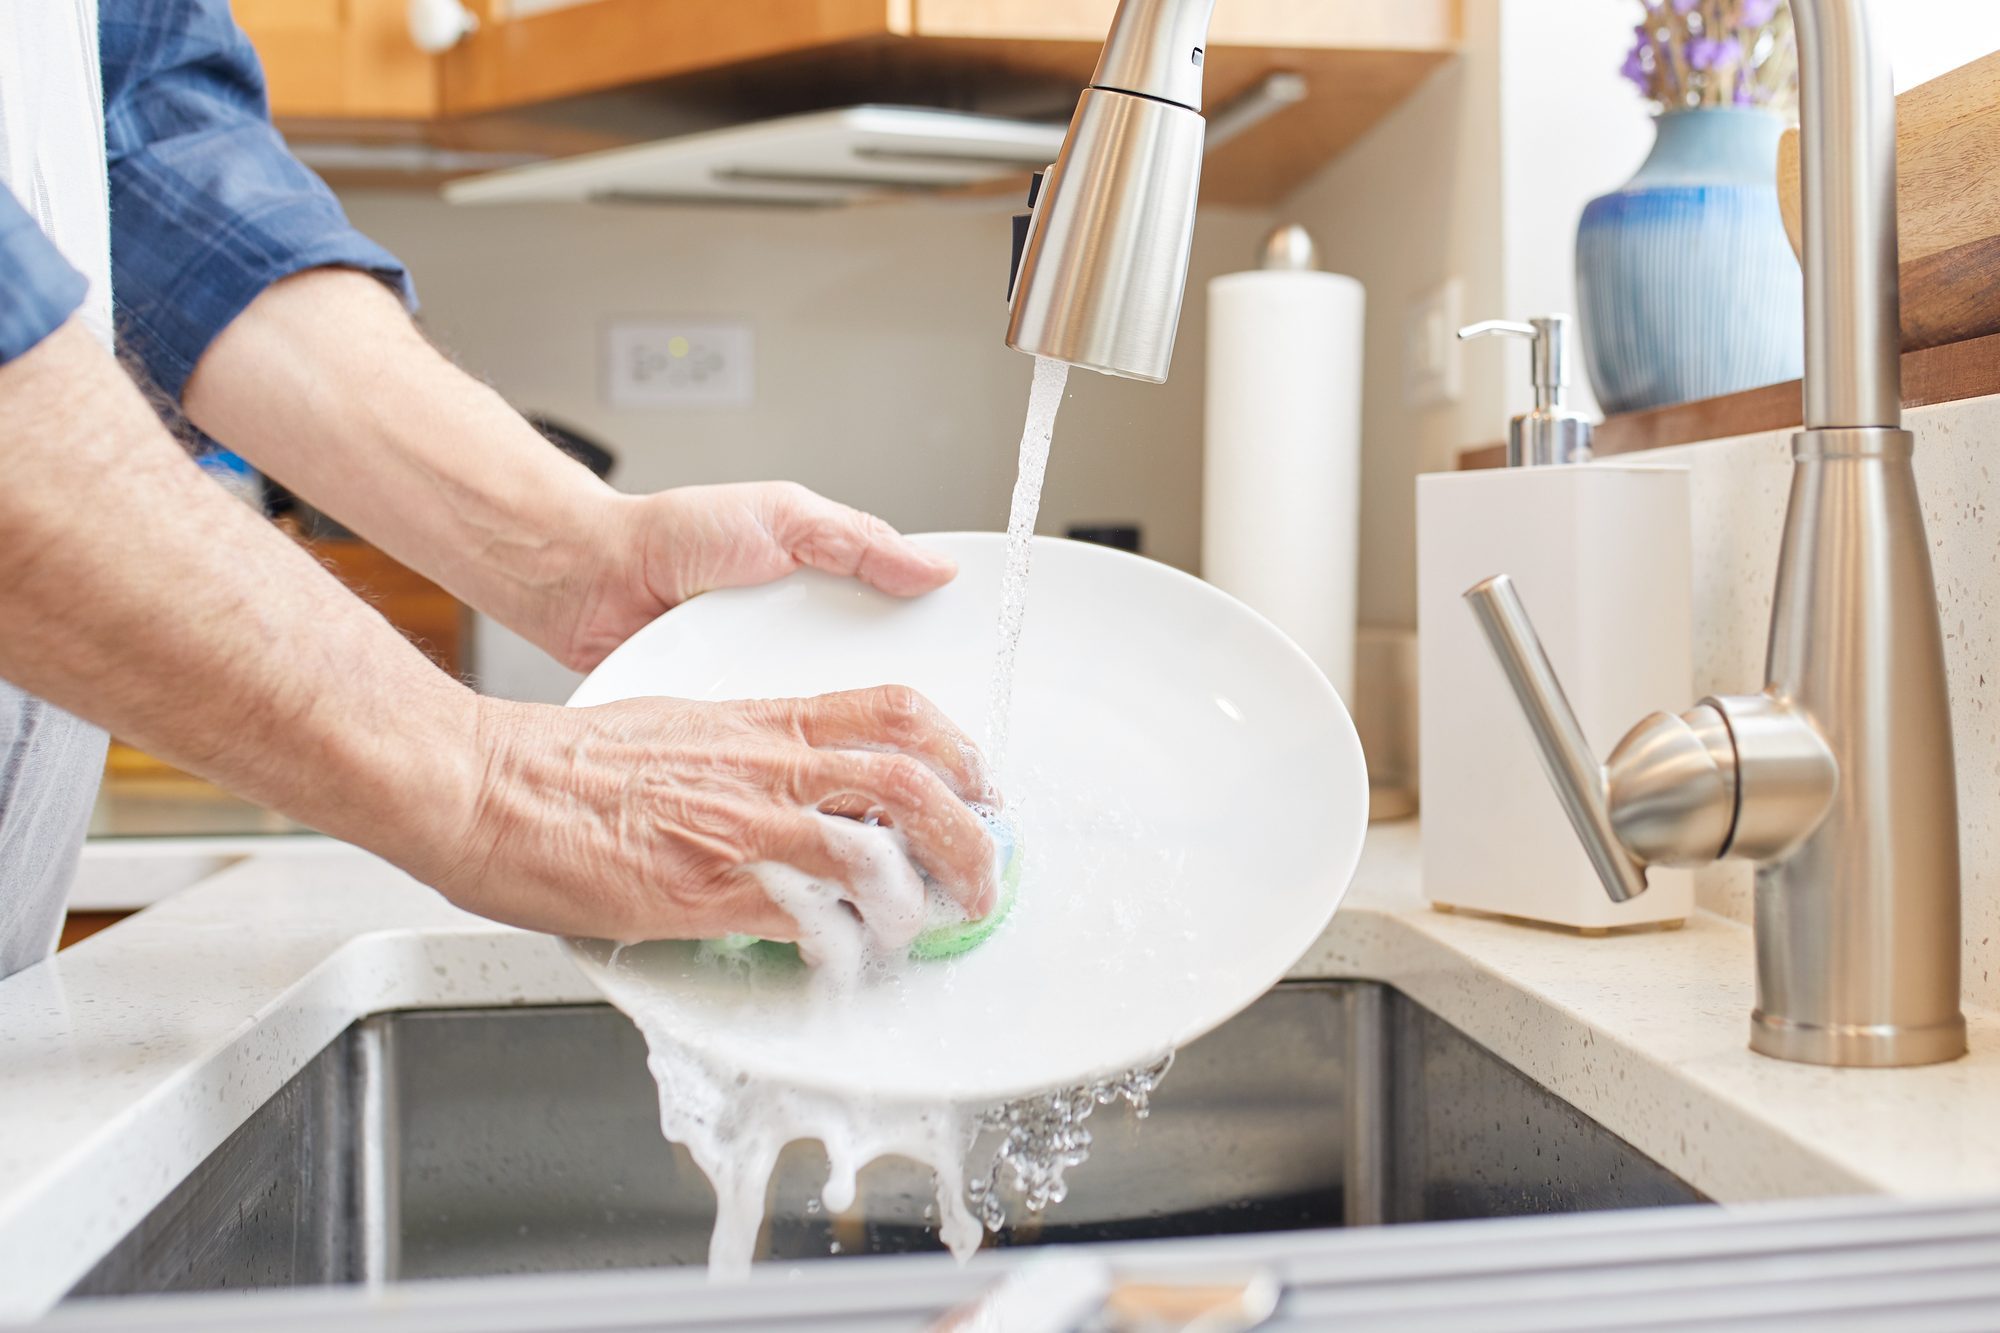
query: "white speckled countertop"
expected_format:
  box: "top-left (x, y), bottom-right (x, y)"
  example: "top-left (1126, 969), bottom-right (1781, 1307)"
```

top-left (1, 821), bottom-right (1996, 1321)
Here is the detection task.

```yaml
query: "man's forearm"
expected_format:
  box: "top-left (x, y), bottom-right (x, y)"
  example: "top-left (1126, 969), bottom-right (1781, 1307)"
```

top-left (0, 321), bottom-right (480, 882)
top-left (183, 268), bottom-right (623, 662)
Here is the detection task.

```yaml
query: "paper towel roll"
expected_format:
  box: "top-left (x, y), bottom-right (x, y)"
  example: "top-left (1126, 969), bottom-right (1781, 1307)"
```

top-left (1203, 267), bottom-right (1365, 703)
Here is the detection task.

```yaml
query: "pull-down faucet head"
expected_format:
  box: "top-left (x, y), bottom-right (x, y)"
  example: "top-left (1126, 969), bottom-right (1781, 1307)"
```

top-left (1005, 0), bottom-right (1219, 382)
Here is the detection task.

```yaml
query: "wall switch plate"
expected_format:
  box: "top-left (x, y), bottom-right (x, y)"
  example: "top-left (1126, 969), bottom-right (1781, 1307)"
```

top-left (604, 320), bottom-right (754, 408)
top-left (1403, 278), bottom-right (1463, 409)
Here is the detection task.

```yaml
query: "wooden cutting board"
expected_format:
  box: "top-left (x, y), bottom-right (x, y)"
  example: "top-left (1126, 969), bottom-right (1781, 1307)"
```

top-left (1777, 50), bottom-right (2000, 351)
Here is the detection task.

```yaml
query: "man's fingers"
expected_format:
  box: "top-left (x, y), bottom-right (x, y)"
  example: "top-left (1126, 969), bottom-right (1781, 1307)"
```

top-left (764, 483), bottom-right (956, 597)
top-left (806, 751), bottom-right (1000, 919)
top-left (776, 685), bottom-right (997, 807)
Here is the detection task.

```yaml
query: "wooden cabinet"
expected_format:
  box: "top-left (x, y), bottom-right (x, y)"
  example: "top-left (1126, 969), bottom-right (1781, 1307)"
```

top-left (234, 0), bottom-right (441, 118)
top-left (306, 538), bottom-right (468, 675)
top-left (240, 0), bottom-right (1459, 205)
top-left (437, 0), bottom-right (1455, 111)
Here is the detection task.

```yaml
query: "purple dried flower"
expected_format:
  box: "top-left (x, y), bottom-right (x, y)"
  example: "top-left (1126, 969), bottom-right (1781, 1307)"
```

top-left (1619, 0), bottom-right (1795, 111)
top-left (1622, 47), bottom-right (1649, 89)
top-left (1687, 35), bottom-right (1742, 71)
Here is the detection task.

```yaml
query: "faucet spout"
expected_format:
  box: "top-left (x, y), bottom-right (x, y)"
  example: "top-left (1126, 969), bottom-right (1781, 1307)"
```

top-left (1791, 0), bottom-right (1903, 429)
top-left (1003, 0), bottom-right (1220, 381)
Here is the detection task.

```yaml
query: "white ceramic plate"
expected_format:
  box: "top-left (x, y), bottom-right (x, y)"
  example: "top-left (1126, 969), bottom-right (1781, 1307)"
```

top-left (564, 533), bottom-right (1368, 1104)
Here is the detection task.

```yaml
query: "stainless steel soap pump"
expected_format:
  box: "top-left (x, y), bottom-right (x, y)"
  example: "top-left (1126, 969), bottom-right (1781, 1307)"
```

top-left (1457, 316), bottom-right (1592, 467)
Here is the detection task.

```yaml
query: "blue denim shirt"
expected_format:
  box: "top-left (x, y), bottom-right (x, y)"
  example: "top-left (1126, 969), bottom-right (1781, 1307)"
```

top-left (0, 0), bottom-right (412, 399)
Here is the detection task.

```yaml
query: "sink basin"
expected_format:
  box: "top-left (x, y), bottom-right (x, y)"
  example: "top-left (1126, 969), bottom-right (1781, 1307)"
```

top-left (68, 982), bottom-right (1702, 1299)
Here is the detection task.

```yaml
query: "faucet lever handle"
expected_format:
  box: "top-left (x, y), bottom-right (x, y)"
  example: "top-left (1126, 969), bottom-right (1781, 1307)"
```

top-left (1464, 574), bottom-right (1651, 903)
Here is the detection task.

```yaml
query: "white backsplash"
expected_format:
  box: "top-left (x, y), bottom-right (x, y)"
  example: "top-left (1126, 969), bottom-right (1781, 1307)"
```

top-left (1645, 392), bottom-right (2000, 1010)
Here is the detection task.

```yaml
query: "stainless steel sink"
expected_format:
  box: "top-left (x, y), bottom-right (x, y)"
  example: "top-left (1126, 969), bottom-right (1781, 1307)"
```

top-left (69, 981), bottom-right (1702, 1299)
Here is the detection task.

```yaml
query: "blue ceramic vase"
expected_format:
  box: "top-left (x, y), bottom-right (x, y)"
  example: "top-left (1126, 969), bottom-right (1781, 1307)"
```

top-left (1576, 108), bottom-right (1804, 415)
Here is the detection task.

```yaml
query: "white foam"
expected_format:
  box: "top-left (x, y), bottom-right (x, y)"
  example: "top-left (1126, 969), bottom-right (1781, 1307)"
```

top-left (760, 817), bottom-right (930, 965)
top-left (636, 1014), bottom-right (983, 1278)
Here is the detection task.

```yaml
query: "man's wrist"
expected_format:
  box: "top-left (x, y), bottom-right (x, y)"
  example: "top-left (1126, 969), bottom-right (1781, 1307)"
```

top-left (488, 483), bottom-right (643, 668)
top-left (371, 682), bottom-right (512, 894)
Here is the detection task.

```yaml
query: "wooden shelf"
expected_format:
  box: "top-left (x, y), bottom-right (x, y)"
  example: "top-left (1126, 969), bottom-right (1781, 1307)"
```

top-left (1458, 330), bottom-right (2000, 470)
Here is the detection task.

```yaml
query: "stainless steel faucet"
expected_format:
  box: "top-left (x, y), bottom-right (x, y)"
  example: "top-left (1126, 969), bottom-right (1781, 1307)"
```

top-left (1006, 0), bottom-right (1215, 382)
top-left (1009, 0), bottom-right (1965, 1067)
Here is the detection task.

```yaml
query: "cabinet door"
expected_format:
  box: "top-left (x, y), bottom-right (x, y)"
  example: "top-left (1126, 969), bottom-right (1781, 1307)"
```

top-left (233, 0), bottom-right (439, 119)
top-left (908, 0), bottom-right (1456, 48)
top-left (438, 0), bottom-right (898, 115)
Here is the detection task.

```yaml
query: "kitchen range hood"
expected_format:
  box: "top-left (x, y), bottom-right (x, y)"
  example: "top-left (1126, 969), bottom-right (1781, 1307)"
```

top-left (443, 75), bottom-right (1303, 209)
top-left (442, 105), bottom-right (1067, 208)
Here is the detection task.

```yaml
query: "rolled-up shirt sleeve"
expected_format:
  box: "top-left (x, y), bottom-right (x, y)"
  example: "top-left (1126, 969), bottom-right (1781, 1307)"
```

top-left (100, 0), bottom-right (416, 400)
top-left (0, 188), bottom-right (90, 366)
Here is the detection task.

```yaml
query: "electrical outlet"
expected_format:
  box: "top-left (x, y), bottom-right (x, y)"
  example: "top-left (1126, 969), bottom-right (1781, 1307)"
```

top-left (605, 320), bottom-right (754, 408)
top-left (1403, 279), bottom-right (1463, 409)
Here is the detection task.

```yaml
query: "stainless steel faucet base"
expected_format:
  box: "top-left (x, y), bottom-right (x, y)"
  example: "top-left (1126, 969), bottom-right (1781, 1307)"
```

top-left (1750, 1011), bottom-right (1969, 1068)
top-left (1753, 426), bottom-right (1965, 1068)
top-left (1467, 429), bottom-right (1967, 1070)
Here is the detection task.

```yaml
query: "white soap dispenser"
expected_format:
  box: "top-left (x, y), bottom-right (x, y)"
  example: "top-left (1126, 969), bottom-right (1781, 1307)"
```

top-left (1416, 314), bottom-right (1694, 933)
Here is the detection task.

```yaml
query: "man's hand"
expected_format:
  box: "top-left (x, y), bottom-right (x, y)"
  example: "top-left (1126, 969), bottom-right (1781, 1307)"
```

top-left (440, 686), bottom-right (1000, 946)
top-left (552, 482), bottom-right (957, 671)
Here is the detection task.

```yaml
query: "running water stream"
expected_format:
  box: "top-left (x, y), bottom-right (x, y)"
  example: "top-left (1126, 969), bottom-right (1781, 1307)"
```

top-left (985, 355), bottom-right (1070, 771)
top-left (967, 356), bottom-right (1177, 1232)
